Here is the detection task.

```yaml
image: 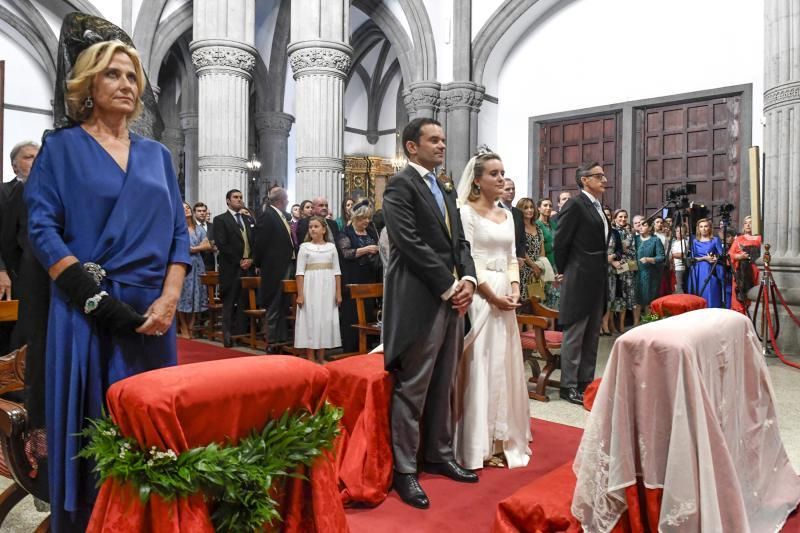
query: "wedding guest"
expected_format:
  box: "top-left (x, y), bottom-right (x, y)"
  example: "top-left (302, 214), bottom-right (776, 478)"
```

top-left (294, 216), bottom-right (342, 363)
top-left (177, 201), bottom-right (211, 338)
top-left (337, 200), bottom-right (382, 352)
top-left (536, 198), bottom-right (561, 311)
top-left (290, 203), bottom-right (301, 223)
top-left (551, 190), bottom-right (571, 224)
top-left (193, 202), bottom-right (216, 272)
top-left (454, 151), bottom-right (530, 470)
top-left (25, 39), bottom-right (189, 531)
top-left (689, 218), bottom-right (724, 308)
top-left (516, 198), bottom-right (546, 312)
top-left (554, 162), bottom-right (608, 405)
top-left (602, 214), bottom-right (623, 335)
top-left (729, 215), bottom-right (762, 314)
top-left (654, 216), bottom-right (673, 296)
top-left (606, 210), bottom-right (638, 331)
top-left (336, 197), bottom-right (354, 231)
top-left (670, 224), bottom-right (688, 294)
top-left (636, 219), bottom-right (665, 314)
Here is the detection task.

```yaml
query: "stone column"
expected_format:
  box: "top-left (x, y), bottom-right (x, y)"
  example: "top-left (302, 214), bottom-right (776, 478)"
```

top-left (161, 126), bottom-right (184, 177)
top-left (403, 81), bottom-right (441, 120)
top-left (441, 81), bottom-right (485, 183)
top-left (191, 0), bottom-right (256, 217)
top-left (763, 0), bottom-right (800, 352)
top-left (255, 111), bottom-right (294, 191)
top-left (180, 111), bottom-right (199, 203)
top-left (289, 0), bottom-right (351, 207)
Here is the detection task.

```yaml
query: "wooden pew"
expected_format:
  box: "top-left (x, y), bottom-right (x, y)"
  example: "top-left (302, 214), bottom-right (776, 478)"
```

top-left (347, 283), bottom-right (383, 355)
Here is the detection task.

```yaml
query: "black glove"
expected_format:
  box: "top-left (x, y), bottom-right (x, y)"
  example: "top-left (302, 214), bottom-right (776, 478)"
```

top-left (54, 262), bottom-right (146, 334)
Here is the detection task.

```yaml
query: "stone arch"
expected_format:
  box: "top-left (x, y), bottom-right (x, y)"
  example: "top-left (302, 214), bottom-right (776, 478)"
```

top-left (148, 0), bottom-right (193, 81)
top-left (0, 5), bottom-right (57, 83)
top-left (133, 0), bottom-right (169, 74)
top-left (397, 0), bottom-right (436, 80)
top-left (472, 0), bottom-right (577, 90)
top-left (352, 0), bottom-right (416, 86)
top-left (347, 20), bottom-right (384, 86)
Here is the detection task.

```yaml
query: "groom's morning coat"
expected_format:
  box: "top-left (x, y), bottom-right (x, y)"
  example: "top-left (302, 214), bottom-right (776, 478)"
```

top-left (381, 165), bottom-right (477, 369)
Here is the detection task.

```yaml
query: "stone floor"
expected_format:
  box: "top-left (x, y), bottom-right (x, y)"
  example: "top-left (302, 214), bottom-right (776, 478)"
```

top-left (1, 335), bottom-right (798, 531)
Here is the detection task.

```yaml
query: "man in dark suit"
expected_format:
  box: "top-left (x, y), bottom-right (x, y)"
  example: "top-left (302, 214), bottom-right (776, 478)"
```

top-left (553, 162), bottom-right (609, 405)
top-left (193, 202), bottom-right (216, 272)
top-left (382, 118), bottom-right (478, 509)
top-left (0, 141), bottom-right (40, 355)
top-left (498, 178), bottom-right (527, 262)
top-left (253, 186), bottom-right (295, 348)
top-left (213, 189), bottom-right (256, 347)
top-left (551, 190), bottom-right (572, 225)
top-left (295, 196), bottom-right (340, 248)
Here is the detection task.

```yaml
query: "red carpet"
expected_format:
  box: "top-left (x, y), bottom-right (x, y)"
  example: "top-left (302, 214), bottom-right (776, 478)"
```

top-left (176, 337), bottom-right (256, 365)
top-left (172, 341), bottom-right (800, 532)
top-left (345, 418), bottom-right (583, 533)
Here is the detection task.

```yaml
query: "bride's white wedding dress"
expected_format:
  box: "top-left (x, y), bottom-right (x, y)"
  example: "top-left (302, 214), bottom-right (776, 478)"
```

top-left (453, 204), bottom-right (532, 470)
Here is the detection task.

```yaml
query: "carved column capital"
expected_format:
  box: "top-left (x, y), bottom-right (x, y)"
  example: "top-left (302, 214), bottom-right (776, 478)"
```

top-left (254, 111), bottom-right (295, 137)
top-left (190, 39), bottom-right (257, 79)
top-left (440, 82), bottom-right (485, 112)
top-left (764, 81), bottom-right (800, 111)
top-left (178, 111), bottom-right (199, 132)
top-left (403, 81), bottom-right (442, 117)
top-left (288, 40), bottom-right (352, 79)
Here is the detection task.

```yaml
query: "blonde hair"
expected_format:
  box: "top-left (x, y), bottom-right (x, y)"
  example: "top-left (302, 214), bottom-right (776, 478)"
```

top-left (183, 201), bottom-right (196, 230)
top-left (66, 40), bottom-right (145, 123)
top-left (467, 153), bottom-right (502, 202)
top-left (349, 199), bottom-right (373, 222)
top-left (695, 217), bottom-right (712, 238)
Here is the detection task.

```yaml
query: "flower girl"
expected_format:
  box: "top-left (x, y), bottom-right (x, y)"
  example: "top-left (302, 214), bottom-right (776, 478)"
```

top-left (294, 216), bottom-right (342, 362)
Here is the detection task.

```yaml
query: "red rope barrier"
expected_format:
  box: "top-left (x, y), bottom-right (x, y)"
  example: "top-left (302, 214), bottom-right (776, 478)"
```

top-left (763, 279), bottom-right (800, 370)
top-left (764, 265), bottom-right (800, 328)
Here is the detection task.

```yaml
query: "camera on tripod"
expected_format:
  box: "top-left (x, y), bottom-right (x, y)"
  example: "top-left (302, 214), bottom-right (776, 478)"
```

top-left (665, 183), bottom-right (697, 209)
top-left (718, 203), bottom-right (735, 218)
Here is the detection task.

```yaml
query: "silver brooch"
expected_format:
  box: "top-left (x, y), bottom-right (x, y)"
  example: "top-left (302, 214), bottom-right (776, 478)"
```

top-left (83, 262), bottom-right (107, 286)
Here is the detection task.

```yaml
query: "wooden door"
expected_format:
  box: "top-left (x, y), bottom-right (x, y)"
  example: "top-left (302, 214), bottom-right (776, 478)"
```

top-left (539, 113), bottom-right (620, 208)
top-left (637, 96), bottom-right (741, 227)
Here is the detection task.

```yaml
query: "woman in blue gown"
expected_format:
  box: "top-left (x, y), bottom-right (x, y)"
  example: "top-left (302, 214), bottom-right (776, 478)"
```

top-left (688, 218), bottom-right (724, 308)
top-left (25, 40), bottom-right (189, 531)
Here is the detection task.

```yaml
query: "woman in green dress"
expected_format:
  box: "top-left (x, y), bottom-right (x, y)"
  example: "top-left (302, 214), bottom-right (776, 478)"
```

top-left (535, 198), bottom-right (560, 310)
top-left (636, 218), bottom-right (666, 314)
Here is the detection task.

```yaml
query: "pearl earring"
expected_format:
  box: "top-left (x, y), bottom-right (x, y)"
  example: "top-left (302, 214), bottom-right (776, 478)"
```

top-left (85, 96), bottom-right (94, 109)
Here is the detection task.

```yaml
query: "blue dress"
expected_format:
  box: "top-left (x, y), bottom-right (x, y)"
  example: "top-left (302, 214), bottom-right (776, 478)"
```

top-left (25, 126), bottom-right (190, 531)
top-left (178, 226), bottom-right (208, 313)
top-left (688, 237), bottom-right (724, 308)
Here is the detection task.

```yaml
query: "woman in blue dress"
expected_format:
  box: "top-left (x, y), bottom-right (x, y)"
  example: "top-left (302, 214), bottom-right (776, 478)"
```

top-left (25, 40), bottom-right (189, 531)
top-left (688, 218), bottom-right (724, 308)
top-left (177, 201), bottom-right (211, 338)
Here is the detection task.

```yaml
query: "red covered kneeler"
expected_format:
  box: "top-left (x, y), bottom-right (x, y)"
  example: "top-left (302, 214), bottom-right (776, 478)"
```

top-left (519, 330), bottom-right (563, 351)
top-left (87, 356), bottom-right (347, 532)
top-left (325, 353), bottom-right (394, 506)
top-left (649, 294), bottom-right (706, 317)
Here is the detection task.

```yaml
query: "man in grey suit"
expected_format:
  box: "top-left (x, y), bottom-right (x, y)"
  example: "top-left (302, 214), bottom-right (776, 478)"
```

top-left (382, 118), bottom-right (478, 509)
top-left (554, 162), bottom-right (608, 405)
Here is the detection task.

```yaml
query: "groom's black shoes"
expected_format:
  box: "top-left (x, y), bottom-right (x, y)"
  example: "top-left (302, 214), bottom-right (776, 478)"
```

top-left (393, 472), bottom-right (429, 509)
top-left (422, 461), bottom-right (478, 483)
top-left (560, 387), bottom-right (584, 405)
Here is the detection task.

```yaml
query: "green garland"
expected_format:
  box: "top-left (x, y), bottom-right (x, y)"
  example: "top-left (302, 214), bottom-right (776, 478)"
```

top-left (79, 402), bottom-right (342, 532)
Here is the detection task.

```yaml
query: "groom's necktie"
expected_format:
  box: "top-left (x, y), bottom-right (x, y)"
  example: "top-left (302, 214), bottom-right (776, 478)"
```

top-left (424, 172), bottom-right (446, 217)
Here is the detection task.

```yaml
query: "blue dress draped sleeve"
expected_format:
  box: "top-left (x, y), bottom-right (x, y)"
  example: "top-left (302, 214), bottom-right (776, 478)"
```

top-left (24, 126), bottom-right (190, 532)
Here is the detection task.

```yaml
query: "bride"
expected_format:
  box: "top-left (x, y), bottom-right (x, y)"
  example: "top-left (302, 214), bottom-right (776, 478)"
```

top-left (452, 150), bottom-right (532, 469)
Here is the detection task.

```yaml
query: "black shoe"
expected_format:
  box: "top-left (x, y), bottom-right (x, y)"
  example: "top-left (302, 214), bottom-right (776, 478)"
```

top-left (560, 387), bottom-right (584, 405)
top-left (223, 335), bottom-right (233, 348)
top-left (422, 461), bottom-right (478, 483)
top-left (393, 472), bottom-right (429, 509)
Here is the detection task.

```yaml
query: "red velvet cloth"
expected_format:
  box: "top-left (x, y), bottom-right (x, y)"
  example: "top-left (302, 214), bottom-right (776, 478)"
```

top-left (519, 330), bottom-right (563, 351)
top-left (87, 356), bottom-right (348, 533)
top-left (492, 461), bottom-right (665, 533)
top-left (582, 378), bottom-right (602, 411)
top-left (649, 293), bottom-right (707, 317)
top-left (325, 354), bottom-right (393, 506)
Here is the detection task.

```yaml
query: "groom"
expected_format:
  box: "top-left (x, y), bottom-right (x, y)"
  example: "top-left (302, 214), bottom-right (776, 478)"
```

top-left (382, 118), bottom-right (478, 509)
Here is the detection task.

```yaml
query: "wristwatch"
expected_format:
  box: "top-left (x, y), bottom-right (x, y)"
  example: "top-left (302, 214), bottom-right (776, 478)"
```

top-left (84, 291), bottom-right (108, 315)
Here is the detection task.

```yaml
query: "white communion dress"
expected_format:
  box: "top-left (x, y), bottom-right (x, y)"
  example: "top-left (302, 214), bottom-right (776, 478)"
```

top-left (453, 204), bottom-right (532, 470)
top-left (293, 241), bottom-right (342, 349)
